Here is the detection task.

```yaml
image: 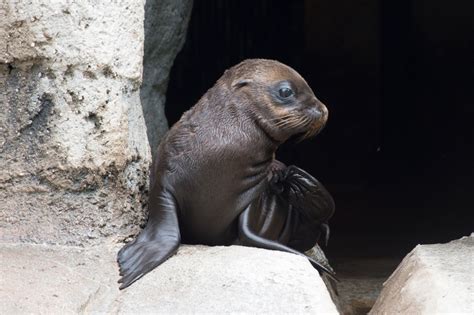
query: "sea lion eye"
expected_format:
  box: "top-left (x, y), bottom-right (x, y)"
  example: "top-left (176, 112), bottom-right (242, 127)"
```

top-left (278, 87), bottom-right (294, 98)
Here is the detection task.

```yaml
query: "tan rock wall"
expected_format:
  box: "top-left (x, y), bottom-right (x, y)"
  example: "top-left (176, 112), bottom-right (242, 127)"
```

top-left (0, 1), bottom-right (150, 245)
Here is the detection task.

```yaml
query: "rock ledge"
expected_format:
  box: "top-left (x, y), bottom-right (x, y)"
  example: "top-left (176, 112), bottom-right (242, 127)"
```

top-left (0, 243), bottom-right (338, 314)
top-left (370, 234), bottom-right (474, 314)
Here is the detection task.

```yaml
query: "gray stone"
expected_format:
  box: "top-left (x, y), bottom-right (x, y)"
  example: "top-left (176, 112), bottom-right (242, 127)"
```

top-left (140, 0), bottom-right (193, 158)
top-left (0, 243), bottom-right (339, 314)
top-left (0, 1), bottom-right (150, 245)
top-left (370, 234), bottom-right (474, 314)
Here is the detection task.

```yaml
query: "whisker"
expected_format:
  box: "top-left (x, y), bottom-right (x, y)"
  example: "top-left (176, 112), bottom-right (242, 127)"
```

top-left (275, 117), bottom-right (301, 128)
top-left (263, 113), bottom-right (295, 123)
top-left (265, 112), bottom-right (320, 138)
top-left (273, 116), bottom-right (296, 126)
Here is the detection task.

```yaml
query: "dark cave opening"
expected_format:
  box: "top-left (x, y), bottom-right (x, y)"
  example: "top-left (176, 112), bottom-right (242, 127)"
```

top-left (166, 0), bottom-right (473, 252)
top-left (164, 2), bottom-right (473, 307)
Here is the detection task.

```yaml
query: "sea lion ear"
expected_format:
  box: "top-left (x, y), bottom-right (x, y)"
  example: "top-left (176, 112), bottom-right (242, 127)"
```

top-left (232, 79), bottom-right (252, 90)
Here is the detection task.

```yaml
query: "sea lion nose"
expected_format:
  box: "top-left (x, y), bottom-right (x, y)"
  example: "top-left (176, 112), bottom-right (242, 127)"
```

top-left (315, 99), bottom-right (328, 117)
top-left (319, 104), bottom-right (328, 117)
top-left (310, 97), bottom-right (327, 118)
top-left (309, 107), bottom-right (322, 119)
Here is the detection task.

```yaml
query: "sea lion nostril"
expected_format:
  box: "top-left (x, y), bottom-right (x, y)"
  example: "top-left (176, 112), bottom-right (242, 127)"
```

top-left (318, 105), bottom-right (328, 117)
top-left (309, 107), bottom-right (322, 119)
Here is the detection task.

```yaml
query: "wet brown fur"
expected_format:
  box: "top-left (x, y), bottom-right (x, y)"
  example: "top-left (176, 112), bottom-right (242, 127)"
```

top-left (153, 59), bottom-right (328, 180)
top-left (119, 59), bottom-right (330, 289)
top-left (151, 59), bottom-right (328, 242)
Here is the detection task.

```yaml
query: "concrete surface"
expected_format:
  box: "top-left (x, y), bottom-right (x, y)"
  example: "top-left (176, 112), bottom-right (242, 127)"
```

top-left (0, 243), bottom-right (339, 314)
top-left (0, 1), bottom-right (150, 245)
top-left (370, 234), bottom-right (474, 314)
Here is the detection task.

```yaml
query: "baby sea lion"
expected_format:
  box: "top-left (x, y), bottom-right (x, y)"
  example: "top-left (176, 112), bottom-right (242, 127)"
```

top-left (118, 59), bottom-right (335, 289)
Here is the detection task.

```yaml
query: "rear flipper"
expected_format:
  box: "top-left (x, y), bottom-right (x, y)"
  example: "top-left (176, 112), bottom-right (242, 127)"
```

top-left (117, 189), bottom-right (180, 289)
top-left (238, 205), bottom-right (338, 281)
top-left (270, 164), bottom-right (335, 250)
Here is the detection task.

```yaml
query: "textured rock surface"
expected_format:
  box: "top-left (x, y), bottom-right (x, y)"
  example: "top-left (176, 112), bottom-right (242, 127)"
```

top-left (140, 0), bottom-right (193, 158)
top-left (370, 234), bottom-right (474, 314)
top-left (0, 243), bottom-right (339, 314)
top-left (0, 1), bottom-right (150, 245)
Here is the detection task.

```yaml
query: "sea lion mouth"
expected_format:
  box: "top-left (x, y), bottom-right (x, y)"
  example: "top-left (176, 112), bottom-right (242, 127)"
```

top-left (269, 112), bottom-right (312, 131)
top-left (294, 104), bottom-right (327, 140)
top-left (296, 119), bottom-right (325, 141)
top-left (300, 102), bottom-right (329, 139)
top-left (263, 107), bottom-right (327, 141)
top-left (290, 123), bottom-right (324, 143)
top-left (306, 120), bottom-right (326, 137)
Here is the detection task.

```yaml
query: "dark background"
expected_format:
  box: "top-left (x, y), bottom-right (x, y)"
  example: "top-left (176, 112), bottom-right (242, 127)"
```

top-left (166, 0), bottom-right (473, 258)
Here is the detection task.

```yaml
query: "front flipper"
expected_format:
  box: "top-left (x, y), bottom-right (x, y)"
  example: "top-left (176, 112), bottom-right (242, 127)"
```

top-left (117, 188), bottom-right (180, 289)
top-left (270, 164), bottom-right (335, 250)
top-left (238, 205), bottom-right (337, 280)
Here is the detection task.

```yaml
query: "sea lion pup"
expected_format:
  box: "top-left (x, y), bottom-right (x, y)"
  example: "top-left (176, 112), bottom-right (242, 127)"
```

top-left (118, 59), bottom-right (335, 289)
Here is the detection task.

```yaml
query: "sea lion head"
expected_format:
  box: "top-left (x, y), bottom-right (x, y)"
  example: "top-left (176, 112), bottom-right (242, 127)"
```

top-left (225, 59), bottom-right (328, 143)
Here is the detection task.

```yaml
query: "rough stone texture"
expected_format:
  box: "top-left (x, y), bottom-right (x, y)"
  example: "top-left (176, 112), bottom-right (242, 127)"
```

top-left (0, 1), bottom-right (150, 245)
top-left (370, 234), bottom-right (474, 314)
top-left (140, 0), bottom-right (193, 158)
top-left (0, 243), bottom-right (339, 314)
